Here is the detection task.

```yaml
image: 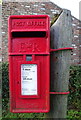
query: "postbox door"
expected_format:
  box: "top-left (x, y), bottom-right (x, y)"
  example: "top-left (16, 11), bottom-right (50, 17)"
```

top-left (8, 15), bottom-right (50, 113)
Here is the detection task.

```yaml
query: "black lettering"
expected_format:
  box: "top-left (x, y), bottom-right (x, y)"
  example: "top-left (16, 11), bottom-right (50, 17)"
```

top-left (27, 78), bottom-right (32, 80)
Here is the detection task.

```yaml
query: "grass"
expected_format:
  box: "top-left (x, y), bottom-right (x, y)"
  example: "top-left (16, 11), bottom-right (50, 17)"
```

top-left (2, 102), bottom-right (45, 119)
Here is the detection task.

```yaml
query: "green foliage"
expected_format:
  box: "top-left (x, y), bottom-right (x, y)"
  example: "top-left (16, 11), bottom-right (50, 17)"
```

top-left (50, 11), bottom-right (62, 26)
top-left (67, 66), bottom-right (81, 119)
top-left (67, 110), bottom-right (81, 119)
top-left (2, 62), bottom-right (9, 99)
top-left (2, 62), bottom-right (9, 116)
top-left (68, 66), bottom-right (81, 110)
top-left (3, 112), bottom-right (45, 119)
top-left (51, 14), bottom-right (60, 26)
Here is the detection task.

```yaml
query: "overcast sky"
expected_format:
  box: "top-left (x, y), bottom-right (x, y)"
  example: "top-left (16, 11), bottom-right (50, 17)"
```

top-left (50, 0), bottom-right (80, 20)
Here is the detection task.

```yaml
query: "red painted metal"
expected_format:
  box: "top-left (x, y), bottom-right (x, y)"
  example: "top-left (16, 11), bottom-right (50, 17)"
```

top-left (50, 91), bottom-right (70, 95)
top-left (8, 15), bottom-right (50, 113)
top-left (50, 47), bottom-right (73, 52)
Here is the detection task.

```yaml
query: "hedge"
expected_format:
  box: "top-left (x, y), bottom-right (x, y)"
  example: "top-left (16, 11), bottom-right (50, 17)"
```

top-left (68, 66), bottom-right (81, 110)
top-left (2, 62), bottom-right (9, 116)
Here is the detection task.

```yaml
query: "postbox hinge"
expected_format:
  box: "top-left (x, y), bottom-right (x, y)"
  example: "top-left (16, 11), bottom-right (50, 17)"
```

top-left (50, 91), bottom-right (70, 95)
top-left (50, 47), bottom-right (73, 52)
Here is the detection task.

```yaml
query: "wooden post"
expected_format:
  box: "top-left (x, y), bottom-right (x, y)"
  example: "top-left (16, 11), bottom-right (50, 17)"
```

top-left (46, 9), bottom-right (72, 118)
top-left (0, 3), bottom-right (2, 120)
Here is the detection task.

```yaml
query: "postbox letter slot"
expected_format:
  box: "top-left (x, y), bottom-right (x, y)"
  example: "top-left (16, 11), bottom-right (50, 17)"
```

top-left (12, 31), bottom-right (46, 38)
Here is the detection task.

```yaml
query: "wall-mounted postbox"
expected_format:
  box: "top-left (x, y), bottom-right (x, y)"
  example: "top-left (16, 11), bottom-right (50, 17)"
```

top-left (8, 15), bottom-right (50, 113)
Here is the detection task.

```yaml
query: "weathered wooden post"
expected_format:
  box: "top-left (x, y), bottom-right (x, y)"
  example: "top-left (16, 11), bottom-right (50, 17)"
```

top-left (46, 9), bottom-right (72, 118)
top-left (0, 2), bottom-right (2, 120)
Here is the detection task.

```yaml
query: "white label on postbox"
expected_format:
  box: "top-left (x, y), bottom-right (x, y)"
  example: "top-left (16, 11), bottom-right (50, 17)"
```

top-left (21, 64), bottom-right (37, 95)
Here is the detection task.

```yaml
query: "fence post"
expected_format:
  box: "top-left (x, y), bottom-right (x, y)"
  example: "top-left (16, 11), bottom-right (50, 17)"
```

top-left (46, 9), bottom-right (72, 118)
top-left (0, 2), bottom-right (2, 120)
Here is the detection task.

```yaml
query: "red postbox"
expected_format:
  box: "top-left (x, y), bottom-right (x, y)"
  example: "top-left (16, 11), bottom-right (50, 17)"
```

top-left (8, 15), bottom-right (50, 113)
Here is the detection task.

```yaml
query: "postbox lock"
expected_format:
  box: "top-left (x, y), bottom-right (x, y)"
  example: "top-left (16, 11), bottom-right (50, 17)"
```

top-left (26, 55), bottom-right (32, 61)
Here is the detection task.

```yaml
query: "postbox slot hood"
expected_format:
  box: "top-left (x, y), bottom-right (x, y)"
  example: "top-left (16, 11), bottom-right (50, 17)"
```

top-left (12, 31), bottom-right (46, 38)
top-left (11, 29), bottom-right (47, 32)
